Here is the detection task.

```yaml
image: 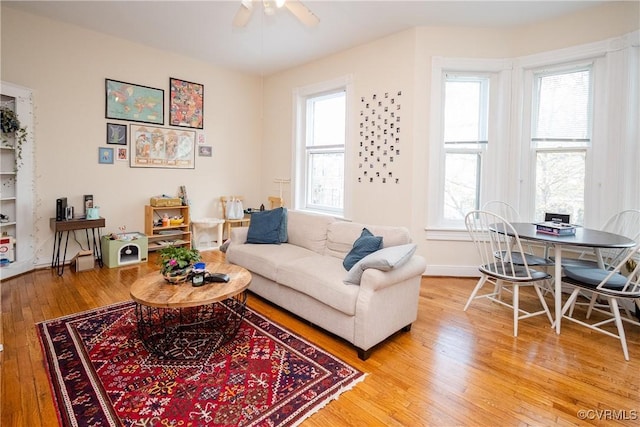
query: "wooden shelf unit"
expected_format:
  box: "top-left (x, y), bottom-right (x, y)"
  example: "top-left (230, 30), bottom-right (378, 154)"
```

top-left (144, 205), bottom-right (191, 251)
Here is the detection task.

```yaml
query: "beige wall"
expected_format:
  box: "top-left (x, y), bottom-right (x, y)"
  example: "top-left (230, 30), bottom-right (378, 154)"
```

top-left (511, 1), bottom-right (640, 56)
top-left (261, 1), bottom-right (639, 274)
top-left (2, 1), bottom-right (638, 271)
top-left (1, 7), bottom-right (264, 265)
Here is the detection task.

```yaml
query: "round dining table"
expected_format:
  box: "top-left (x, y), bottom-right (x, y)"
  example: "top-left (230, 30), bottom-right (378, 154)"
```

top-left (495, 223), bottom-right (636, 333)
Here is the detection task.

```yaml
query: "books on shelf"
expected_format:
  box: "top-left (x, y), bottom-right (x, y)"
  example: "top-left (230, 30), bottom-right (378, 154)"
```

top-left (535, 221), bottom-right (576, 236)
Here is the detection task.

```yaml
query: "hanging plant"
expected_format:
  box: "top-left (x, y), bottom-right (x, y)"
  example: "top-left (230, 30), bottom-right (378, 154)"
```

top-left (1, 106), bottom-right (28, 175)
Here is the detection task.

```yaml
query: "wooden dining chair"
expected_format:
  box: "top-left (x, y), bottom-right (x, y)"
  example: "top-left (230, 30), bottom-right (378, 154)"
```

top-left (268, 196), bottom-right (284, 209)
top-left (560, 245), bottom-right (640, 360)
top-left (482, 200), bottom-right (553, 268)
top-left (464, 210), bottom-right (554, 336)
top-left (482, 200), bottom-right (520, 222)
top-left (558, 209), bottom-right (640, 269)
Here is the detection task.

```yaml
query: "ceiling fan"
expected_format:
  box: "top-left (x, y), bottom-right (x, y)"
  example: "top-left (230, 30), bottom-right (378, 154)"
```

top-left (232, 0), bottom-right (320, 28)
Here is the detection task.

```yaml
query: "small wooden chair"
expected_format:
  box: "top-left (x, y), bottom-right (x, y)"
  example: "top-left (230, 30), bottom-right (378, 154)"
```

top-left (268, 196), bottom-right (284, 209)
top-left (220, 196), bottom-right (250, 239)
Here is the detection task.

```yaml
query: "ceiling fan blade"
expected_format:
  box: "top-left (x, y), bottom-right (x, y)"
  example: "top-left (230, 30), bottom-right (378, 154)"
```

top-left (284, 0), bottom-right (319, 27)
top-left (232, 2), bottom-right (254, 28)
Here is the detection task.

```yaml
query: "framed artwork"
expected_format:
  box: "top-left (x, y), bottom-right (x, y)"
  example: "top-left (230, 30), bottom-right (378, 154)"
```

top-left (99, 147), bottom-right (114, 164)
top-left (130, 124), bottom-right (196, 169)
top-left (116, 147), bottom-right (128, 161)
top-left (198, 145), bottom-right (212, 157)
top-left (106, 123), bottom-right (127, 145)
top-left (105, 79), bottom-right (164, 125)
top-left (169, 78), bottom-right (204, 129)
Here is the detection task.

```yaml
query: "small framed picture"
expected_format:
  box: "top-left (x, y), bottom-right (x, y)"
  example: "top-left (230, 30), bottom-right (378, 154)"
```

top-left (99, 147), bottom-right (114, 164)
top-left (116, 147), bottom-right (128, 161)
top-left (198, 145), bottom-right (212, 157)
top-left (106, 123), bottom-right (127, 145)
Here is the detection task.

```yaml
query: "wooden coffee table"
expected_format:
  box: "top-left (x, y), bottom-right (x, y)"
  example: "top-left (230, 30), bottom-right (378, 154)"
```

top-left (130, 262), bottom-right (251, 359)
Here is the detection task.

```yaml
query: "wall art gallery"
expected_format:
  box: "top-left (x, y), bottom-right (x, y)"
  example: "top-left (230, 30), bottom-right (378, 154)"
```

top-left (358, 90), bottom-right (402, 184)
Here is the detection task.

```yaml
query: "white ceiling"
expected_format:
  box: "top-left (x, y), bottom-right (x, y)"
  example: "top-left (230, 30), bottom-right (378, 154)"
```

top-left (4, 0), bottom-right (611, 75)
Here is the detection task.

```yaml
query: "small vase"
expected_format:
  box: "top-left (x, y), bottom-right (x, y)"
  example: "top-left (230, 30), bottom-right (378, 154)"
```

top-left (162, 266), bottom-right (191, 284)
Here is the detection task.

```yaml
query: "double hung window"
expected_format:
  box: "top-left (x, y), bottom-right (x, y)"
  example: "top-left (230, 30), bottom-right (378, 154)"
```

top-left (442, 75), bottom-right (490, 221)
top-left (428, 43), bottom-right (625, 233)
top-left (428, 58), bottom-right (508, 233)
top-left (294, 79), bottom-right (349, 217)
top-left (530, 66), bottom-right (592, 224)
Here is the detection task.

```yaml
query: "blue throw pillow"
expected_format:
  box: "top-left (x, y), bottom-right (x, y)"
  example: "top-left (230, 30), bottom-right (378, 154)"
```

top-left (247, 208), bottom-right (284, 244)
top-left (343, 228), bottom-right (383, 271)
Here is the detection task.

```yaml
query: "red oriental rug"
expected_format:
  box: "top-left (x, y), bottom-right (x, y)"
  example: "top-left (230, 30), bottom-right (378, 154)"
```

top-left (37, 301), bottom-right (365, 426)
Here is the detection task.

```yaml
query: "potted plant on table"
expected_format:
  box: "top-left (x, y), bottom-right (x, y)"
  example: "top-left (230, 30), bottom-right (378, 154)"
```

top-left (1, 106), bottom-right (28, 180)
top-left (158, 245), bottom-right (201, 284)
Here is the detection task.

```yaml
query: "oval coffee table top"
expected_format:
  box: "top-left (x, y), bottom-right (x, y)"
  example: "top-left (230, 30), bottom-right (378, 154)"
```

top-left (130, 262), bottom-right (251, 309)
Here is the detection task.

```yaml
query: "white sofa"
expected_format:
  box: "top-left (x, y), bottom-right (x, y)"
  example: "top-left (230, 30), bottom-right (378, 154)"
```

top-left (226, 210), bottom-right (426, 360)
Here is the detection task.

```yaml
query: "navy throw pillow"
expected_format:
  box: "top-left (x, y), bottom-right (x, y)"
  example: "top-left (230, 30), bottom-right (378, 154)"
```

top-left (343, 228), bottom-right (383, 271)
top-left (247, 208), bottom-right (284, 244)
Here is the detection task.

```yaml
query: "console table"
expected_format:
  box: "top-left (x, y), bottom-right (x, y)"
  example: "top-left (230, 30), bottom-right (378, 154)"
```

top-left (50, 217), bottom-right (105, 276)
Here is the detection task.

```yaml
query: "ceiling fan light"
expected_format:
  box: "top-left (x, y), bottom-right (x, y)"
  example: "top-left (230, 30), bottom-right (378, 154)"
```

top-left (275, 0), bottom-right (286, 8)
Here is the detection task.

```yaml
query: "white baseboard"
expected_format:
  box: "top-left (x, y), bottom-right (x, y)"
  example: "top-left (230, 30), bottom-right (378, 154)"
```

top-left (424, 265), bottom-right (479, 277)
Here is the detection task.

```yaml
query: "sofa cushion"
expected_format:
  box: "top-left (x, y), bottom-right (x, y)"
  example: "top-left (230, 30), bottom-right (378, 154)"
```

top-left (326, 221), bottom-right (412, 259)
top-left (226, 243), bottom-right (316, 281)
top-left (344, 243), bottom-right (417, 286)
top-left (247, 208), bottom-right (285, 244)
top-left (286, 210), bottom-right (336, 254)
top-left (276, 255), bottom-right (360, 315)
top-left (343, 228), bottom-right (383, 271)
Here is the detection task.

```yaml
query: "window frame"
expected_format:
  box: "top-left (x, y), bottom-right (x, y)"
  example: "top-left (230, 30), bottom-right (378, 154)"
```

top-left (526, 63), bottom-right (594, 225)
top-left (441, 74), bottom-right (491, 222)
top-left (293, 75), bottom-right (353, 218)
top-left (517, 54), bottom-right (609, 227)
top-left (428, 32), bottom-right (639, 239)
top-left (427, 58), bottom-right (512, 237)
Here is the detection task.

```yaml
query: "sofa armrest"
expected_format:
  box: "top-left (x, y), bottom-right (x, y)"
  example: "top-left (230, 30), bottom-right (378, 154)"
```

top-left (353, 254), bottom-right (425, 353)
top-left (229, 226), bottom-right (249, 245)
top-left (358, 255), bottom-right (426, 292)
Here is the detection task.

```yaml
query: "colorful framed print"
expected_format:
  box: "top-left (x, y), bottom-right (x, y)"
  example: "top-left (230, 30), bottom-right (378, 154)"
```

top-left (105, 79), bottom-right (164, 125)
top-left (130, 124), bottom-right (196, 169)
top-left (169, 78), bottom-right (204, 129)
top-left (98, 147), bottom-right (114, 164)
top-left (106, 123), bottom-right (127, 145)
top-left (116, 147), bottom-right (128, 162)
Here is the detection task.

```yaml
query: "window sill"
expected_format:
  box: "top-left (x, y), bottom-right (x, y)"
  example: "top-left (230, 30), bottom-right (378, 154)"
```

top-left (424, 227), bottom-right (470, 241)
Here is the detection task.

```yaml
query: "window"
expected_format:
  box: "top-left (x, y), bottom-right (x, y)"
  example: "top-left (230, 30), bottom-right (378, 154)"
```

top-left (427, 59), bottom-right (510, 233)
top-left (442, 76), bottom-right (489, 220)
top-left (530, 66), bottom-right (592, 224)
top-left (294, 78), bottom-right (350, 217)
top-left (428, 33), bottom-right (638, 239)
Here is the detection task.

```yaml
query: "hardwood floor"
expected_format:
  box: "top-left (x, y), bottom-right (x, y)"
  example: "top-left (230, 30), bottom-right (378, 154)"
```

top-left (2, 250), bottom-right (639, 426)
